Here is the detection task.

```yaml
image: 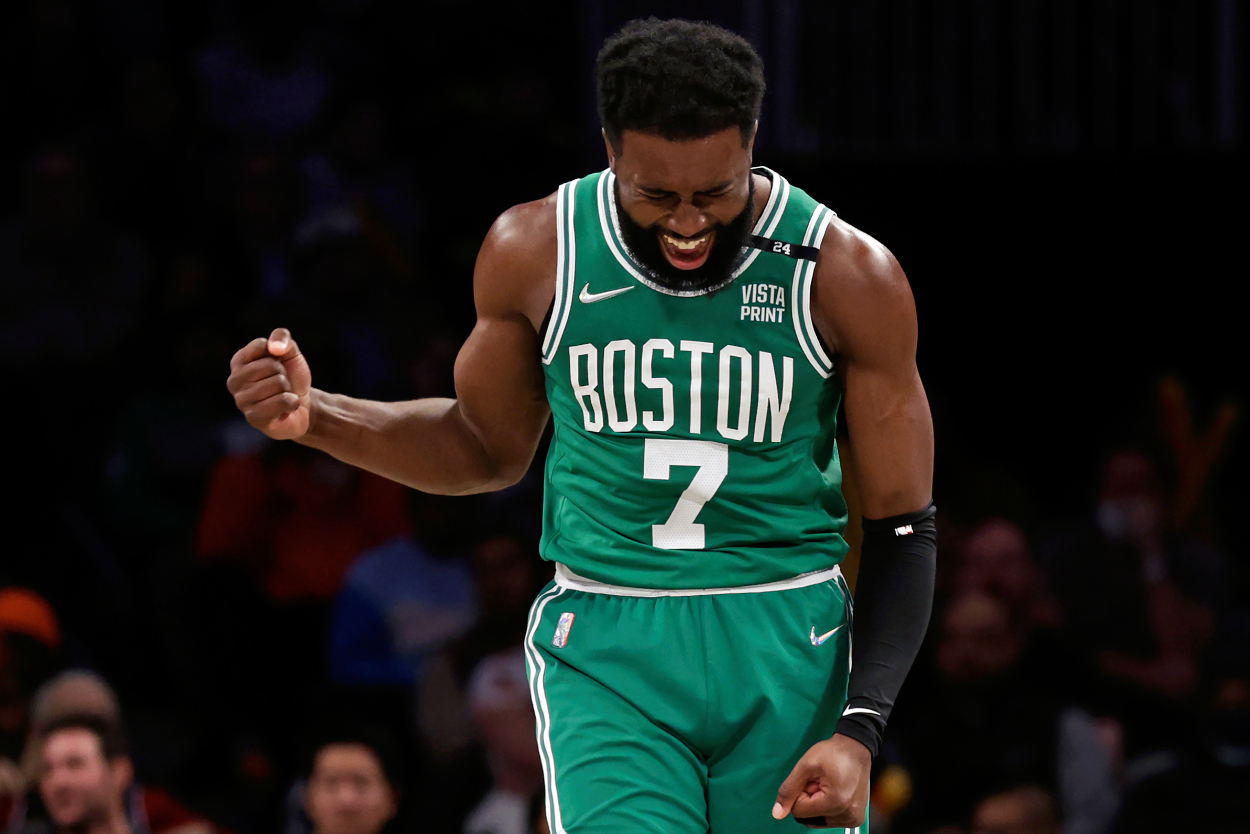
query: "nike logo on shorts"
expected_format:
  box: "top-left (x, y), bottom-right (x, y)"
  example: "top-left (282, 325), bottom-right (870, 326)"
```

top-left (579, 283), bottom-right (635, 303)
top-left (810, 625), bottom-right (842, 646)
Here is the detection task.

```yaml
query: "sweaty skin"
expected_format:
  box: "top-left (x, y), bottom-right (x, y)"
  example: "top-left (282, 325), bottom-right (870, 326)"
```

top-left (226, 125), bottom-right (934, 829)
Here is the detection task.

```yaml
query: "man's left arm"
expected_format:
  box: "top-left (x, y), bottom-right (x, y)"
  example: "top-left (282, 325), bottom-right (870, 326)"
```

top-left (773, 217), bottom-right (935, 828)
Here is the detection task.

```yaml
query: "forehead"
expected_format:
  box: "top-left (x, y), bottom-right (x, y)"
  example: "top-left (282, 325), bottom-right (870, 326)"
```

top-left (614, 127), bottom-right (751, 190)
top-left (313, 743), bottom-right (384, 776)
top-left (44, 728), bottom-right (103, 761)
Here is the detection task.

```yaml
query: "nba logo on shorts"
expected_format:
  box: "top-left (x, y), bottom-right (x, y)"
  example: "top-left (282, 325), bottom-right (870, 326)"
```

top-left (552, 612), bottom-right (576, 648)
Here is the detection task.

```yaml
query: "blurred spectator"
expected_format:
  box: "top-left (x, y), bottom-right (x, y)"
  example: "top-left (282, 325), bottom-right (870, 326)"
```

top-left (1041, 449), bottom-right (1227, 751)
top-left (187, 441), bottom-right (411, 798)
top-left (196, 442), bottom-right (409, 604)
top-left (327, 489), bottom-right (478, 690)
top-left (9, 714), bottom-right (133, 834)
top-left (1, 589), bottom-right (64, 765)
top-left (889, 591), bottom-right (1117, 834)
top-left (952, 519), bottom-right (1063, 635)
top-left (300, 90), bottom-right (421, 255)
top-left (211, 151), bottom-right (305, 307)
top-left (195, 0), bottom-right (327, 144)
top-left (103, 317), bottom-right (243, 552)
top-left (290, 726), bottom-right (400, 834)
top-left (6, 672), bottom-right (215, 834)
top-left (413, 532), bottom-right (545, 834)
top-left (970, 785), bottom-right (1061, 834)
top-left (461, 647), bottom-right (542, 834)
top-left (1110, 616), bottom-right (1250, 833)
top-left (0, 148), bottom-right (146, 371)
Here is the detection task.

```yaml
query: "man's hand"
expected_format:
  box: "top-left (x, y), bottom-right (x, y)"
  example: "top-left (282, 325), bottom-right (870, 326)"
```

top-left (227, 327), bottom-right (313, 440)
top-left (772, 734), bottom-right (871, 828)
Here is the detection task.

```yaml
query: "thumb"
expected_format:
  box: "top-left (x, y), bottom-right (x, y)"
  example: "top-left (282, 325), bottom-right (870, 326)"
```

top-left (267, 327), bottom-right (299, 358)
top-left (773, 758), bottom-right (812, 820)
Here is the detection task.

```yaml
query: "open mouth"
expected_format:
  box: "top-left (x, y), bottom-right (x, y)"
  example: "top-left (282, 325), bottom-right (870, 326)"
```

top-left (658, 230), bottom-right (716, 270)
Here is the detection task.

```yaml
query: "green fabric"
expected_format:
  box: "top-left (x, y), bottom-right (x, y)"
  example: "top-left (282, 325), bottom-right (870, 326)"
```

top-left (540, 168), bottom-right (849, 590)
top-left (524, 577), bottom-right (868, 834)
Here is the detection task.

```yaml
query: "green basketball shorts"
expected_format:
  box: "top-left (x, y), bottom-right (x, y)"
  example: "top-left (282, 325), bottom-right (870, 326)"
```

top-left (524, 564), bottom-right (870, 834)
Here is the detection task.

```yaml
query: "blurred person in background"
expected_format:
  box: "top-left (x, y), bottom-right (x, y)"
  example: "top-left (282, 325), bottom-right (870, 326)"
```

top-left (1109, 616), bottom-right (1250, 833)
top-left (4, 671), bottom-right (215, 834)
top-left (325, 488), bottom-right (478, 749)
top-left (1, 589), bottom-right (64, 821)
top-left (460, 643), bottom-right (543, 834)
top-left (952, 519), bottom-right (1063, 637)
top-left (457, 535), bottom-right (547, 834)
top-left (414, 531), bottom-right (546, 834)
top-left (888, 590), bottom-right (1117, 834)
top-left (1041, 449), bottom-right (1228, 754)
top-left (969, 785), bottom-right (1061, 834)
top-left (9, 714), bottom-right (133, 834)
top-left (297, 727), bottom-right (399, 834)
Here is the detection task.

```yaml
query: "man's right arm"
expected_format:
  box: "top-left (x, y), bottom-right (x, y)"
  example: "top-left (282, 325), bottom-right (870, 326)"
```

top-left (226, 197), bottom-right (557, 496)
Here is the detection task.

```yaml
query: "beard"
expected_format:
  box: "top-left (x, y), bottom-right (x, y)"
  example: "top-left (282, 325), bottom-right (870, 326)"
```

top-left (614, 180), bottom-right (755, 295)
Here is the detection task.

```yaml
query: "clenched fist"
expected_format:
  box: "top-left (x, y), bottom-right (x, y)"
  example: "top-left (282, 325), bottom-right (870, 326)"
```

top-left (772, 734), bottom-right (871, 829)
top-left (227, 328), bottom-right (313, 440)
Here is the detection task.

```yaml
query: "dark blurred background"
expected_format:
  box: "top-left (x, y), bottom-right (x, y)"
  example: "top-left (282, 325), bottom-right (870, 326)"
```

top-left (1, 2), bottom-right (1246, 834)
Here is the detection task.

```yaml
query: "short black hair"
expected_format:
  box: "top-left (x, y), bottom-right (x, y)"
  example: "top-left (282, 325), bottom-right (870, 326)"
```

top-left (39, 713), bottom-right (129, 761)
top-left (302, 721), bottom-right (404, 788)
top-left (596, 18), bottom-right (765, 151)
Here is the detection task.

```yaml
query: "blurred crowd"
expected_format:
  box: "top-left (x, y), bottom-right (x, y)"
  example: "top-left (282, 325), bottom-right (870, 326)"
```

top-left (1, 2), bottom-right (1246, 834)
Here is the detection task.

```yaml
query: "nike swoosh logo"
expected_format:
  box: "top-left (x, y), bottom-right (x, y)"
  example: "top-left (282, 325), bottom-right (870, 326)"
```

top-left (579, 283), bottom-right (635, 303)
top-left (810, 625), bottom-right (843, 646)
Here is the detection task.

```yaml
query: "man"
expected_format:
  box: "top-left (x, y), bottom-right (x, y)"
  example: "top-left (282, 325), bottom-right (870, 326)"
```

top-left (303, 733), bottom-right (399, 834)
top-left (26, 715), bottom-right (133, 834)
top-left (228, 18), bottom-right (935, 833)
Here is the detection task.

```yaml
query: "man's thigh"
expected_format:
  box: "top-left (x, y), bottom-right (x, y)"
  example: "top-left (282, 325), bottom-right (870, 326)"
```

top-left (703, 577), bottom-right (868, 834)
top-left (525, 583), bottom-right (709, 834)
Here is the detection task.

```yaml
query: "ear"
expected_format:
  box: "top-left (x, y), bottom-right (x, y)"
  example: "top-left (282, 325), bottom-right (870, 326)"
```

top-left (748, 121), bottom-right (758, 159)
top-left (602, 129), bottom-right (617, 172)
top-left (111, 757), bottom-right (134, 794)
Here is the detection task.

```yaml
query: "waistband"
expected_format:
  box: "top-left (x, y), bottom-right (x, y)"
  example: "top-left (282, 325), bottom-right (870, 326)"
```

top-left (553, 563), bottom-right (844, 597)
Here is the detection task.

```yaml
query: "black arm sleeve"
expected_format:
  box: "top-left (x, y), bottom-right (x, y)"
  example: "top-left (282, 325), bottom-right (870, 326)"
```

top-left (833, 503), bottom-right (937, 758)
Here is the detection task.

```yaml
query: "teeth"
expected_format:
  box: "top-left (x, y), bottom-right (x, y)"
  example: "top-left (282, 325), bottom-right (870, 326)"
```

top-left (662, 233), bottom-right (708, 252)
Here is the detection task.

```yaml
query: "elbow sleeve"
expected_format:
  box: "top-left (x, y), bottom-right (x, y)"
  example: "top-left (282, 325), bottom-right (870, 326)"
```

top-left (833, 503), bottom-right (937, 758)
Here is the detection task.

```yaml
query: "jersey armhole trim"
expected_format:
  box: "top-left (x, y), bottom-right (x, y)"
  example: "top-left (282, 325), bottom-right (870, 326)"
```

top-left (541, 179), bottom-right (580, 365)
top-left (790, 204), bottom-right (835, 377)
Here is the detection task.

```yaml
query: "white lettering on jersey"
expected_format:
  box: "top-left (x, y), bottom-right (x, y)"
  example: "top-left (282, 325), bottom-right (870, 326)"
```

top-left (679, 340), bottom-right (714, 434)
top-left (754, 352), bottom-right (794, 442)
top-left (566, 340), bottom-right (800, 443)
top-left (603, 339), bottom-right (637, 432)
top-left (716, 345), bottom-right (752, 441)
top-left (569, 344), bottom-right (603, 432)
top-left (640, 338), bottom-right (675, 431)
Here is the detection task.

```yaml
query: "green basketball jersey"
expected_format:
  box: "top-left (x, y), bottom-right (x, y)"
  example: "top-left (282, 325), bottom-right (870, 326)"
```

top-left (538, 167), bottom-right (848, 590)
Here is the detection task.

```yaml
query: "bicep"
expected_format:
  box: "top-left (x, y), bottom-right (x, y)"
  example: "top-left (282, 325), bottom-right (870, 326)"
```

top-left (840, 356), bottom-right (933, 518)
top-left (453, 312), bottom-right (551, 481)
top-left (818, 226), bottom-right (933, 518)
top-left (449, 202), bottom-right (556, 486)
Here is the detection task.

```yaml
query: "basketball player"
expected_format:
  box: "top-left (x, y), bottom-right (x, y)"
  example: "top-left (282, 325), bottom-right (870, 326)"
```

top-left (227, 18), bottom-right (935, 833)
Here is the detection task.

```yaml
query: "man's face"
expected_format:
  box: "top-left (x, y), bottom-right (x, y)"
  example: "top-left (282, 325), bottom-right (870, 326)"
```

top-left (305, 744), bottom-right (397, 834)
top-left (39, 728), bottom-right (129, 828)
top-left (607, 126), bottom-right (756, 292)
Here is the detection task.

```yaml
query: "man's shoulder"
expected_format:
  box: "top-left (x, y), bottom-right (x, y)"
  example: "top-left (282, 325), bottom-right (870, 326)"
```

top-left (816, 215), bottom-right (904, 293)
top-left (488, 191), bottom-right (559, 256)
top-left (806, 208), bottom-right (915, 359)
top-left (487, 170), bottom-right (603, 256)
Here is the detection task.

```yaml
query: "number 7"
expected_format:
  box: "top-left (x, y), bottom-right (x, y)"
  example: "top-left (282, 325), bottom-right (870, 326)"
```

top-left (643, 438), bottom-right (729, 550)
